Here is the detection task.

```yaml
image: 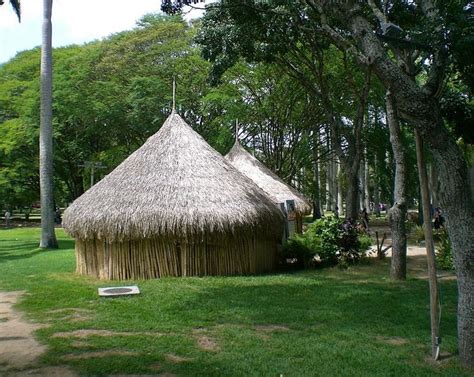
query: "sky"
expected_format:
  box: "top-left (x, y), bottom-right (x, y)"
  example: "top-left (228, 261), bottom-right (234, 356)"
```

top-left (0, 0), bottom-right (206, 64)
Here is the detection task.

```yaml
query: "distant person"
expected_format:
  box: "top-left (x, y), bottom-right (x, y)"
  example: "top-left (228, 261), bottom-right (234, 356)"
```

top-left (334, 206), bottom-right (339, 218)
top-left (361, 207), bottom-right (369, 232)
top-left (4, 210), bottom-right (11, 227)
top-left (433, 207), bottom-right (444, 229)
top-left (54, 207), bottom-right (62, 225)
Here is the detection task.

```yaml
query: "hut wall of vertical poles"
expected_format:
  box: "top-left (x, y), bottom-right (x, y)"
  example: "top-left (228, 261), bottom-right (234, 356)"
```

top-left (75, 234), bottom-right (277, 280)
top-left (63, 113), bottom-right (284, 280)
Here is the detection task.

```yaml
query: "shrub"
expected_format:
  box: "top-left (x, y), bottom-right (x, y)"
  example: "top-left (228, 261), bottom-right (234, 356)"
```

top-left (281, 217), bottom-right (372, 268)
top-left (337, 219), bottom-right (366, 267)
top-left (358, 233), bottom-right (373, 253)
top-left (410, 225), bottom-right (425, 244)
top-left (309, 217), bottom-right (340, 265)
top-left (281, 235), bottom-right (318, 269)
top-left (404, 218), bottom-right (417, 235)
top-left (435, 229), bottom-right (454, 270)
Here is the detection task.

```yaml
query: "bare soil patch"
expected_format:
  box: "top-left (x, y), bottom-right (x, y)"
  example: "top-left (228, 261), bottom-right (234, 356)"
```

top-left (4, 366), bottom-right (77, 377)
top-left (376, 336), bottom-right (410, 346)
top-left (109, 374), bottom-right (176, 377)
top-left (62, 350), bottom-right (139, 361)
top-left (52, 329), bottom-right (165, 339)
top-left (46, 308), bottom-right (95, 322)
top-left (165, 353), bottom-right (192, 363)
top-left (149, 362), bottom-right (162, 371)
top-left (196, 335), bottom-right (220, 352)
top-left (47, 308), bottom-right (91, 314)
top-left (0, 291), bottom-right (47, 370)
top-left (71, 340), bottom-right (89, 348)
top-left (254, 324), bottom-right (290, 332)
top-left (191, 327), bottom-right (207, 334)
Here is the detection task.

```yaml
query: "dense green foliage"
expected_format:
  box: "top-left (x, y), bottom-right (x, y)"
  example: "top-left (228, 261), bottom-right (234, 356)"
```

top-left (282, 217), bottom-right (372, 268)
top-left (2, 15), bottom-right (211, 207)
top-left (0, 14), bottom-right (324, 211)
top-left (5, 7), bottom-right (467, 215)
top-left (0, 227), bottom-right (466, 376)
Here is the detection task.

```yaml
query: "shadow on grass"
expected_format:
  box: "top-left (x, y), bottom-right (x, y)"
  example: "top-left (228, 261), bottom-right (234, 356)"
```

top-left (0, 243), bottom-right (40, 252)
top-left (0, 238), bottom-right (74, 264)
top-left (0, 248), bottom-right (42, 263)
top-left (122, 271), bottom-right (459, 377)
top-left (162, 272), bottom-right (458, 343)
top-left (57, 239), bottom-right (75, 250)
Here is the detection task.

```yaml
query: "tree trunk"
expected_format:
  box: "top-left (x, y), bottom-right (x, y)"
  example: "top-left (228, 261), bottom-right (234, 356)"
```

top-left (39, 0), bottom-right (58, 249)
top-left (364, 152), bottom-right (370, 211)
top-left (345, 166), bottom-right (359, 219)
top-left (312, 130), bottom-right (322, 220)
top-left (417, 189), bottom-right (424, 225)
top-left (359, 153), bottom-right (366, 210)
top-left (429, 163), bottom-right (440, 208)
top-left (326, 132), bottom-right (334, 212)
top-left (470, 166), bottom-right (474, 208)
top-left (337, 162), bottom-right (343, 215)
top-left (329, 157), bottom-right (339, 213)
top-left (325, 161), bottom-right (331, 211)
top-left (386, 90), bottom-right (407, 281)
top-left (346, 11), bottom-right (474, 367)
top-left (415, 130), bottom-right (441, 360)
top-left (373, 155), bottom-right (381, 217)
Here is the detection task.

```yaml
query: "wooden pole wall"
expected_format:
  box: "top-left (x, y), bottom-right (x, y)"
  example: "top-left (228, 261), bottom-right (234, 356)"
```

top-left (75, 235), bottom-right (278, 280)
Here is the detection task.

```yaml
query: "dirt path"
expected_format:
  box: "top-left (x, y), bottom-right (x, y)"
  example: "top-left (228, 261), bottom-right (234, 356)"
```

top-left (368, 225), bottom-right (456, 280)
top-left (0, 291), bottom-right (46, 370)
top-left (0, 291), bottom-right (76, 376)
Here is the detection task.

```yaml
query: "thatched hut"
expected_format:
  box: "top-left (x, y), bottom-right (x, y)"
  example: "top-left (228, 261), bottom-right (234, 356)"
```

top-left (225, 141), bottom-right (311, 233)
top-left (63, 113), bottom-right (284, 280)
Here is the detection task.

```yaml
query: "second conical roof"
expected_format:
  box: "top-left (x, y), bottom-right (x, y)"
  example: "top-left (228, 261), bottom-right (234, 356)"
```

top-left (225, 141), bottom-right (311, 214)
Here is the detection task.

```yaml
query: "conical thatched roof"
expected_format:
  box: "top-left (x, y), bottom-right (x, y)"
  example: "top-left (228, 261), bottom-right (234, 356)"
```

top-left (63, 113), bottom-right (284, 241)
top-left (225, 141), bottom-right (312, 215)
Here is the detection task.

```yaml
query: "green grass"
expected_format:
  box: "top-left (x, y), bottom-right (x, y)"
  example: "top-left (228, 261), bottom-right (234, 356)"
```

top-left (0, 228), bottom-right (467, 376)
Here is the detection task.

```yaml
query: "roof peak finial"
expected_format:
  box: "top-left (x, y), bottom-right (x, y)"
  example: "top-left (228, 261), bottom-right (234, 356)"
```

top-left (235, 119), bottom-right (239, 143)
top-left (172, 77), bottom-right (176, 113)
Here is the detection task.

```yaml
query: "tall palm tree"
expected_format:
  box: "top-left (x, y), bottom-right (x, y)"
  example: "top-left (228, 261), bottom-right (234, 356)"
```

top-left (39, 0), bottom-right (58, 248)
top-left (0, 0), bottom-right (21, 21)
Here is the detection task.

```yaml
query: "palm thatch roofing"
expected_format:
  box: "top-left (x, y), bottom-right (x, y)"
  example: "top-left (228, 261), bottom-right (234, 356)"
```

top-left (225, 141), bottom-right (312, 215)
top-left (63, 112), bottom-right (284, 242)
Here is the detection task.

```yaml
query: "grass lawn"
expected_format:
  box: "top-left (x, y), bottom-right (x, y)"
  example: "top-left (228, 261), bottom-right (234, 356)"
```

top-left (0, 228), bottom-right (467, 376)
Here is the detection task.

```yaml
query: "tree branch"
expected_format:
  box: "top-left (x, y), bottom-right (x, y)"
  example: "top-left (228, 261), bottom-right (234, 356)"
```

top-left (367, 0), bottom-right (387, 24)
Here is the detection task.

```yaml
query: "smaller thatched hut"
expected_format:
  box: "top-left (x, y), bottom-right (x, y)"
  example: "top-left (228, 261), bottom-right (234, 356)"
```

top-left (225, 141), bottom-right (311, 233)
top-left (63, 112), bottom-right (284, 280)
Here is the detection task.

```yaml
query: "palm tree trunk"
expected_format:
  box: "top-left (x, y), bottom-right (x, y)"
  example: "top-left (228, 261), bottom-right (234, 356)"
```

top-left (39, 0), bottom-right (58, 249)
